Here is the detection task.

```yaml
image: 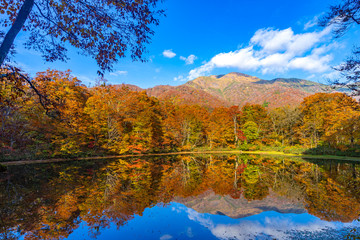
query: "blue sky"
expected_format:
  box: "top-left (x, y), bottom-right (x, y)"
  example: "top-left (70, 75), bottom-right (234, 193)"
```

top-left (12, 0), bottom-right (360, 88)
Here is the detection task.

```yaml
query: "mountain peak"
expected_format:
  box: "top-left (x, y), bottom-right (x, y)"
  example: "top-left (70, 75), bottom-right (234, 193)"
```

top-left (224, 72), bottom-right (253, 78)
top-left (183, 72), bottom-right (332, 108)
top-left (207, 72), bottom-right (257, 80)
top-left (218, 72), bottom-right (261, 83)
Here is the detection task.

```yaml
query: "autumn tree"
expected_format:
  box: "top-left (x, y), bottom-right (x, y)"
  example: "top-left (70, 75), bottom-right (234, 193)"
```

top-left (299, 92), bottom-right (360, 147)
top-left (323, 94), bottom-right (360, 146)
top-left (299, 93), bottom-right (334, 147)
top-left (161, 104), bottom-right (208, 150)
top-left (85, 85), bottom-right (164, 154)
top-left (229, 106), bottom-right (242, 145)
top-left (242, 121), bottom-right (259, 143)
top-left (207, 107), bottom-right (238, 148)
top-left (240, 104), bottom-right (271, 141)
top-left (0, 0), bottom-right (164, 73)
top-left (30, 69), bottom-right (90, 155)
top-left (159, 101), bottom-right (184, 149)
top-left (129, 92), bottom-right (164, 152)
top-left (0, 68), bottom-right (76, 155)
top-left (269, 106), bottom-right (302, 145)
top-left (0, 68), bottom-right (32, 152)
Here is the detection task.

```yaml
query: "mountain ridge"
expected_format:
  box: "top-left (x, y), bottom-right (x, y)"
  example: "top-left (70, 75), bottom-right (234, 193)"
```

top-left (175, 190), bottom-right (305, 219)
top-left (117, 72), bottom-right (333, 109)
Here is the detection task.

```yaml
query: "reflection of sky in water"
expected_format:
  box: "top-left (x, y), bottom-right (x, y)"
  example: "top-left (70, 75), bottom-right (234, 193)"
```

top-left (65, 202), bottom-right (360, 240)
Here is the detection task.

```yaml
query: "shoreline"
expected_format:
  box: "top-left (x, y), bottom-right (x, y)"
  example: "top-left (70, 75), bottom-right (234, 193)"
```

top-left (1, 150), bottom-right (360, 166)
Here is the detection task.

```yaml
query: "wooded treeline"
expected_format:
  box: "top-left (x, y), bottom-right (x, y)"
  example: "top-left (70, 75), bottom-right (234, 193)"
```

top-left (1, 69), bottom-right (360, 159)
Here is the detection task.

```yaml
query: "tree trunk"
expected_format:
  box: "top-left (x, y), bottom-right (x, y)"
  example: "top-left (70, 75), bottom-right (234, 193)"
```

top-left (234, 159), bottom-right (238, 188)
top-left (233, 115), bottom-right (238, 144)
top-left (0, 0), bottom-right (34, 66)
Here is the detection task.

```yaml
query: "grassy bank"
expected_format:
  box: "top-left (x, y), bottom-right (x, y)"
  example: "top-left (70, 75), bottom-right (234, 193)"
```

top-left (1, 149), bottom-right (360, 166)
top-left (2, 141), bottom-right (359, 164)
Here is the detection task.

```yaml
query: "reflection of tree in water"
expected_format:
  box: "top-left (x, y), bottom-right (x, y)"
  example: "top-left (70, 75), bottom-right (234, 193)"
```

top-left (300, 161), bottom-right (360, 222)
top-left (270, 159), bottom-right (306, 202)
top-left (0, 164), bottom-right (76, 240)
top-left (1, 155), bottom-right (360, 239)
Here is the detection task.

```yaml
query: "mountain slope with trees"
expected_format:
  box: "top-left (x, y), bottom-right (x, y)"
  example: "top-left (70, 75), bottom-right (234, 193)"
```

top-left (184, 72), bottom-right (333, 108)
top-left (119, 72), bottom-right (334, 109)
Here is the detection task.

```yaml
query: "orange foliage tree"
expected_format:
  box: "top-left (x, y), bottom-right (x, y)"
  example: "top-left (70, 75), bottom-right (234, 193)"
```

top-left (29, 69), bottom-right (90, 155)
top-left (207, 107), bottom-right (240, 148)
top-left (84, 85), bottom-right (163, 154)
top-left (299, 92), bottom-right (360, 147)
top-left (0, 0), bottom-right (164, 73)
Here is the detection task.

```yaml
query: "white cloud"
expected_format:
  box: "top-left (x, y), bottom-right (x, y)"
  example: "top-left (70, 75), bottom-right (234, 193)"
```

top-left (110, 70), bottom-right (128, 76)
top-left (173, 75), bottom-right (187, 81)
top-left (212, 47), bottom-right (259, 70)
top-left (12, 61), bottom-right (33, 74)
top-left (322, 70), bottom-right (342, 82)
top-left (160, 234), bottom-right (173, 240)
top-left (188, 62), bottom-right (215, 80)
top-left (185, 26), bottom-right (335, 80)
top-left (180, 54), bottom-right (198, 65)
top-left (259, 53), bottom-right (292, 73)
top-left (304, 16), bottom-right (319, 30)
top-left (149, 55), bottom-right (155, 62)
top-left (250, 27), bottom-right (331, 56)
top-left (307, 74), bottom-right (316, 79)
top-left (163, 49), bottom-right (176, 58)
top-left (288, 54), bottom-right (332, 72)
top-left (251, 28), bottom-right (294, 54)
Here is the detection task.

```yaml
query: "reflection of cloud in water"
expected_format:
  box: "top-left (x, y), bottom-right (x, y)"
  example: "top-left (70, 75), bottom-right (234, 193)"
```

top-left (186, 227), bottom-right (194, 238)
top-left (183, 208), bottom-right (359, 240)
top-left (171, 206), bottom-right (183, 214)
top-left (186, 208), bottom-right (214, 229)
top-left (160, 234), bottom-right (173, 240)
top-left (211, 220), bottom-right (332, 240)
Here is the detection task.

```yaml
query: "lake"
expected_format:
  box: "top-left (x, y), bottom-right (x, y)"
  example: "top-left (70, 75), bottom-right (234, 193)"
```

top-left (1, 154), bottom-right (360, 239)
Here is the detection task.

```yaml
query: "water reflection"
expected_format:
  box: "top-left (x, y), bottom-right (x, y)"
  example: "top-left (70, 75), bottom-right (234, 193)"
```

top-left (1, 154), bottom-right (360, 239)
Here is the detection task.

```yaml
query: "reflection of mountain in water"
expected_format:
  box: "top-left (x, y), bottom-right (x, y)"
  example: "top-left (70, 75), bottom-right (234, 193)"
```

top-left (175, 190), bottom-right (306, 219)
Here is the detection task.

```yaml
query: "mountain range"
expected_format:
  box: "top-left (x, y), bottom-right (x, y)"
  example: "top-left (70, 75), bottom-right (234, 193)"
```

top-left (120, 72), bottom-right (333, 109)
top-left (175, 190), bottom-right (305, 219)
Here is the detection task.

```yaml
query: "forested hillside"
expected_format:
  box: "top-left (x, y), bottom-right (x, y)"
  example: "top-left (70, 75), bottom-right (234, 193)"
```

top-left (122, 72), bottom-right (333, 109)
top-left (1, 69), bottom-right (359, 160)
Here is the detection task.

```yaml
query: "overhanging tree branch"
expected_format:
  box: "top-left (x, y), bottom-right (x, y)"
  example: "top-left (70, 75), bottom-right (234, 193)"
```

top-left (320, 0), bottom-right (360, 95)
top-left (0, 0), bottom-right (164, 74)
top-left (0, 0), bottom-right (34, 66)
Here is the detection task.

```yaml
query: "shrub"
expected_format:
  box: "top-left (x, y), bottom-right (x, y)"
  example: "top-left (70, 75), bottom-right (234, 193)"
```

top-left (238, 144), bottom-right (260, 151)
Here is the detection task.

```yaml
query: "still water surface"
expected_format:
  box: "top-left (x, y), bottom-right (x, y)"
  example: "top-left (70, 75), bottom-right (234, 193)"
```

top-left (1, 154), bottom-right (360, 239)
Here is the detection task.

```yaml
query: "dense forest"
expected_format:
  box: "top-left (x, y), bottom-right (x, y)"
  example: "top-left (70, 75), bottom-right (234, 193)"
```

top-left (1, 69), bottom-right (360, 160)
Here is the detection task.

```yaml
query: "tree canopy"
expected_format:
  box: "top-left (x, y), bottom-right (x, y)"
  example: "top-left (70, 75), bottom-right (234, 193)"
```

top-left (2, 69), bottom-right (359, 158)
top-left (0, 0), bottom-right (164, 74)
